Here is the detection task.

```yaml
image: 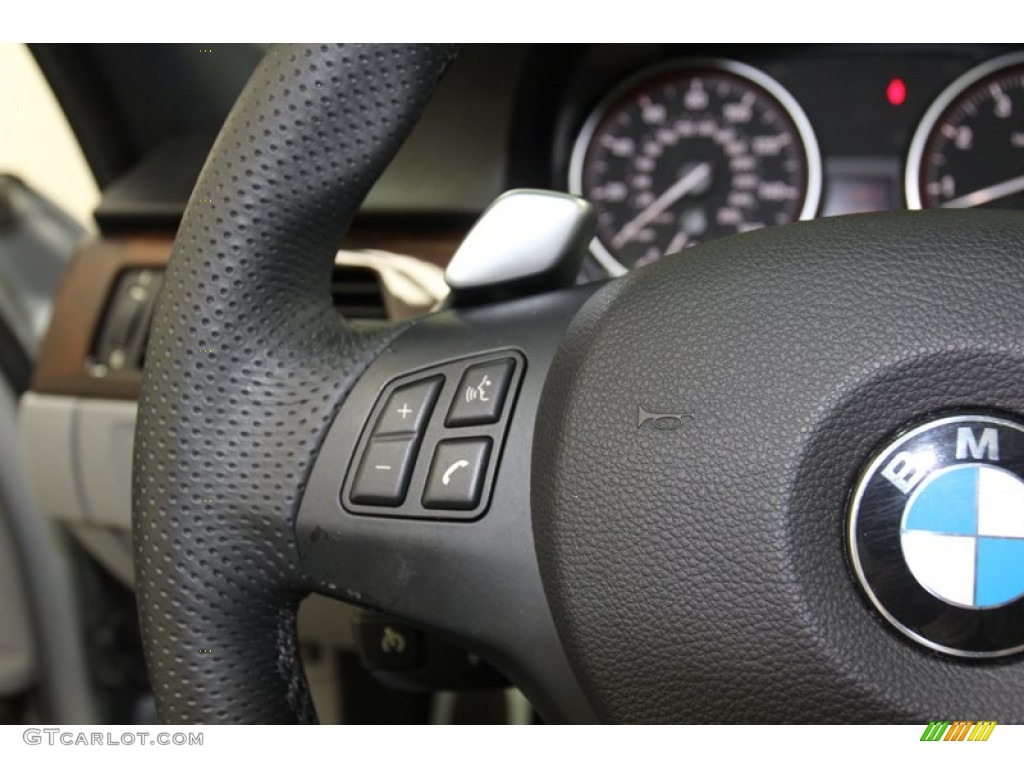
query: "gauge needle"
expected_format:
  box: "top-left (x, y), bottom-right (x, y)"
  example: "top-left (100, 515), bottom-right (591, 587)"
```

top-left (941, 174), bottom-right (1024, 209)
top-left (665, 230), bottom-right (690, 254)
top-left (611, 163), bottom-right (712, 250)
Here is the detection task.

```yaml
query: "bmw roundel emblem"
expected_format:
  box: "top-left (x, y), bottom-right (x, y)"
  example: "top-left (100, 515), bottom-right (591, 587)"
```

top-left (848, 414), bottom-right (1024, 657)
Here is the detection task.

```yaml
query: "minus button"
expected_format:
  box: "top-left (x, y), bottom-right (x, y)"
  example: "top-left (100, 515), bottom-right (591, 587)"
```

top-left (350, 438), bottom-right (418, 507)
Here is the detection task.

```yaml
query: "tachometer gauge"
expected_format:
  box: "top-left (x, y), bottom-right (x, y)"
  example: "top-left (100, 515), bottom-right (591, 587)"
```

top-left (907, 51), bottom-right (1024, 210)
top-left (568, 59), bottom-right (822, 274)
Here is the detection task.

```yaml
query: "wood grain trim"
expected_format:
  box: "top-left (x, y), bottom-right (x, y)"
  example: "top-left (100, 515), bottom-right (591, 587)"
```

top-left (32, 237), bottom-right (169, 399)
top-left (32, 229), bottom-right (464, 400)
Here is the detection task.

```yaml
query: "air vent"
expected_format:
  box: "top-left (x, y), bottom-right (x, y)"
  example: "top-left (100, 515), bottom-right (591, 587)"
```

top-left (330, 265), bottom-right (387, 319)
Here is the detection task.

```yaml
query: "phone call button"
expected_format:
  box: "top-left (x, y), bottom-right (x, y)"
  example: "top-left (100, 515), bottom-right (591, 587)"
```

top-left (422, 438), bottom-right (492, 511)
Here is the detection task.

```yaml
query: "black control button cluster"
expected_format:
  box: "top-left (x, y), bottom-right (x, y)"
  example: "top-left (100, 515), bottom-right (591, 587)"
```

top-left (343, 353), bottom-right (523, 521)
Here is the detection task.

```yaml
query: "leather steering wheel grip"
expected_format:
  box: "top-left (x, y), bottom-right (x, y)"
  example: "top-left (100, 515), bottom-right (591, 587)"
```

top-left (132, 44), bottom-right (458, 724)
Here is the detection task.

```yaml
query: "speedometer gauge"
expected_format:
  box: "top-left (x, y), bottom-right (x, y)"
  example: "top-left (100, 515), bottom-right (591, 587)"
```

top-left (906, 51), bottom-right (1024, 211)
top-left (568, 59), bottom-right (822, 274)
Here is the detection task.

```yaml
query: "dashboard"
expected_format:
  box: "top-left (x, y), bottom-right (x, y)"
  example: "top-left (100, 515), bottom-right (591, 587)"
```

top-left (27, 43), bottom-right (1024, 408)
top-left (500, 44), bottom-right (1024, 277)
top-left (47, 44), bottom-right (1024, 280)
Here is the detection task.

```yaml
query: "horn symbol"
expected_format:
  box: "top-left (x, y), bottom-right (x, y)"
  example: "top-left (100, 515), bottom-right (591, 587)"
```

top-left (637, 406), bottom-right (693, 430)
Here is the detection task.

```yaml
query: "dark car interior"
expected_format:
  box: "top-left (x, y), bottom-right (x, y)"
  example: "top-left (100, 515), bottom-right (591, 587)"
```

top-left (4, 43), bottom-right (1024, 724)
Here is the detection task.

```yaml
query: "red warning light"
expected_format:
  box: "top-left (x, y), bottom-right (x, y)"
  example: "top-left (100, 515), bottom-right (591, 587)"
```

top-left (886, 77), bottom-right (907, 107)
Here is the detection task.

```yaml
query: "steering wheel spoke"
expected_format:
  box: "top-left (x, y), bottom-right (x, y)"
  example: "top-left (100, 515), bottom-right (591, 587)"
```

top-left (296, 289), bottom-right (597, 723)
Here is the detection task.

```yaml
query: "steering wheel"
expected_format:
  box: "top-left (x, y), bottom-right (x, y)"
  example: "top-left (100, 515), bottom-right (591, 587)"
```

top-left (133, 44), bottom-right (1024, 723)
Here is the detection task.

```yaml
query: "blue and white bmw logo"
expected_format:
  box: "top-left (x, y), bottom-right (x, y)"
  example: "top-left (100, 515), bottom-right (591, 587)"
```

top-left (849, 414), bottom-right (1024, 657)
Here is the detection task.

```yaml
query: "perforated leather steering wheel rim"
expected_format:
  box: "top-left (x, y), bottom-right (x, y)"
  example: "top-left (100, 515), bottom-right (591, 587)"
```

top-left (133, 44), bottom-right (458, 724)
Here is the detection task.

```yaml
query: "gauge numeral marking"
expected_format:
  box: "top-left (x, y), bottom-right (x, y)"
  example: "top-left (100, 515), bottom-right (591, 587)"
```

top-left (992, 84), bottom-right (1013, 118)
top-left (684, 83), bottom-right (708, 111)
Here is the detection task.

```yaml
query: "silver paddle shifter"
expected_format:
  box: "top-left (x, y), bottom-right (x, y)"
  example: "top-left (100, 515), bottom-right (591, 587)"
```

top-left (444, 189), bottom-right (595, 307)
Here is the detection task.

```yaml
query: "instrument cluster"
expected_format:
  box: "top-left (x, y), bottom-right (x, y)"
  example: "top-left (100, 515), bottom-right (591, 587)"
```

top-left (559, 47), bottom-right (1024, 274)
